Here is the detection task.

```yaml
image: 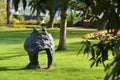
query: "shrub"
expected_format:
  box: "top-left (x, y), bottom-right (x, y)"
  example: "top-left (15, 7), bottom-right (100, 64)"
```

top-left (11, 18), bottom-right (20, 24)
top-left (0, 13), bottom-right (6, 24)
top-left (14, 15), bottom-right (24, 22)
top-left (24, 20), bottom-right (38, 25)
top-left (0, 1), bottom-right (6, 24)
top-left (67, 11), bottom-right (82, 26)
top-left (79, 30), bottom-right (120, 79)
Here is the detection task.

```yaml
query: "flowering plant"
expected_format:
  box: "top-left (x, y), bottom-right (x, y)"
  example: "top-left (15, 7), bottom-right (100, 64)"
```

top-left (83, 30), bottom-right (120, 40)
top-left (79, 30), bottom-right (120, 79)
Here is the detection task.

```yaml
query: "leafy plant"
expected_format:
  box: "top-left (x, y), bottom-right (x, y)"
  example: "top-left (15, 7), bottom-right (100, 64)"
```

top-left (15, 15), bottom-right (24, 22)
top-left (11, 18), bottom-right (20, 24)
top-left (78, 38), bottom-right (120, 79)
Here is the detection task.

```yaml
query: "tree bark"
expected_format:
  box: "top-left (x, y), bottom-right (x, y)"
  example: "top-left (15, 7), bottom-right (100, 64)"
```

top-left (6, 0), bottom-right (10, 24)
top-left (47, 10), bottom-right (56, 28)
top-left (47, 0), bottom-right (59, 28)
top-left (36, 9), bottom-right (41, 25)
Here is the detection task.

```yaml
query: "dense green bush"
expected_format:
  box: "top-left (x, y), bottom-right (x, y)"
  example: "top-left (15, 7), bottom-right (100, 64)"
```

top-left (10, 15), bottom-right (25, 24)
top-left (15, 15), bottom-right (24, 22)
top-left (43, 16), bottom-right (49, 24)
top-left (0, 12), bottom-right (6, 24)
top-left (67, 11), bottom-right (82, 26)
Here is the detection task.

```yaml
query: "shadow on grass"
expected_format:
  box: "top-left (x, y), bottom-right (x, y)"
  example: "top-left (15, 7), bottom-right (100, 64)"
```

top-left (0, 53), bottom-right (27, 60)
top-left (0, 67), bottom-right (26, 71)
top-left (62, 67), bottom-right (81, 72)
top-left (0, 66), bottom-right (50, 71)
top-left (0, 30), bottom-right (31, 45)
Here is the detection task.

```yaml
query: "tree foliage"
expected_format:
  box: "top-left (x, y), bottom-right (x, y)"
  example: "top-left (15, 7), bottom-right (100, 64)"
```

top-left (13, 0), bottom-right (27, 11)
top-left (80, 0), bottom-right (120, 34)
top-left (29, 0), bottom-right (47, 15)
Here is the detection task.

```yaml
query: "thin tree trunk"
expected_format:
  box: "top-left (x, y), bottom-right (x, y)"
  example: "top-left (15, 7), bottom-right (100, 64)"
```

top-left (6, 0), bottom-right (10, 24)
top-left (70, 9), bottom-right (73, 25)
top-left (36, 9), bottom-right (41, 25)
top-left (47, 11), bottom-right (55, 28)
top-left (47, 0), bottom-right (59, 28)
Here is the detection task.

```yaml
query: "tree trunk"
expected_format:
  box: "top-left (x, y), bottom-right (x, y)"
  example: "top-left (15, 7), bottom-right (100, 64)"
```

top-left (47, 11), bottom-right (55, 28)
top-left (57, 10), bottom-right (67, 50)
top-left (6, 0), bottom-right (10, 24)
top-left (47, 0), bottom-right (59, 28)
top-left (36, 9), bottom-right (41, 25)
top-left (70, 9), bottom-right (73, 25)
top-left (57, 0), bottom-right (68, 51)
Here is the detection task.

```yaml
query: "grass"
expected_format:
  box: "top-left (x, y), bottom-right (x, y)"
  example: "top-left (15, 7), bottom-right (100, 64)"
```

top-left (0, 27), bottom-right (106, 80)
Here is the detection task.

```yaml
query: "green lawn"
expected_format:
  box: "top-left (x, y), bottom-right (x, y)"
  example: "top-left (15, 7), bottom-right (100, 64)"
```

top-left (0, 27), bottom-right (105, 80)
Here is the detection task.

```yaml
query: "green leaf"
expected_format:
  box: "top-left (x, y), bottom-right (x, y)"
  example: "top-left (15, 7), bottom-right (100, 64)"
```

top-left (91, 47), bottom-right (95, 58)
top-left (96, 49), bottom-right (101, 57)
top-left (84, 40), bottom-right (91, 54)
top-left (102, 50), bottom-right (108, 61)
top-left (96, 57), bottom-right (101, 67)
top-left (90, 60), bottom-right (95, 68)
top-left (77, 44), bottom-right (84, 56)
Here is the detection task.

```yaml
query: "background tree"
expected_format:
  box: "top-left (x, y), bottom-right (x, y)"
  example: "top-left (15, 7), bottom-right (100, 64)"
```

top-left (68, 0), bottom-right (86, 26)
top-left (6, 0), bottom-right (10, 24)
top-left (28, 0), bottom-right (60, 28)
top-left (13, 0), bottom-right (90, 50)
top-left (55, 0), bottom-right (85, 50)
top-left (46, 0), bottom-right (60, 28)
top-left (57, 0), bottom-right (68, 50)
top-left (80, 0), bottom-right (120, 34)
top-left (29, 0), bottom-right (68, 50)
top-left (13, 0), bottom-right (70, 51)
top-left (28, 0), bottom-right (46, 24)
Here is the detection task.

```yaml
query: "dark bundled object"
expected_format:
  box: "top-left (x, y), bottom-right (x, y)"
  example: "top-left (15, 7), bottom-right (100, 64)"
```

top-left (24, 28), bottom-right (55, 69)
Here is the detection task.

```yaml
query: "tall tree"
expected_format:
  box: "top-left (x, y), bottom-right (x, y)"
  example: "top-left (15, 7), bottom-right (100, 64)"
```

top-left (6, 0), bottom-right (10, 24)
top-left (57, 0), bottom-right (86, 50)
top-left (57, 0), bottom-right (68, 50)
top-left (13, 0), bottom-right (69, 51)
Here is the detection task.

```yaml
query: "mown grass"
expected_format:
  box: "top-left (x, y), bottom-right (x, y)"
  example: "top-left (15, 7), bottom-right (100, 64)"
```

top-left (0, 27), bottom-right (106, 80)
